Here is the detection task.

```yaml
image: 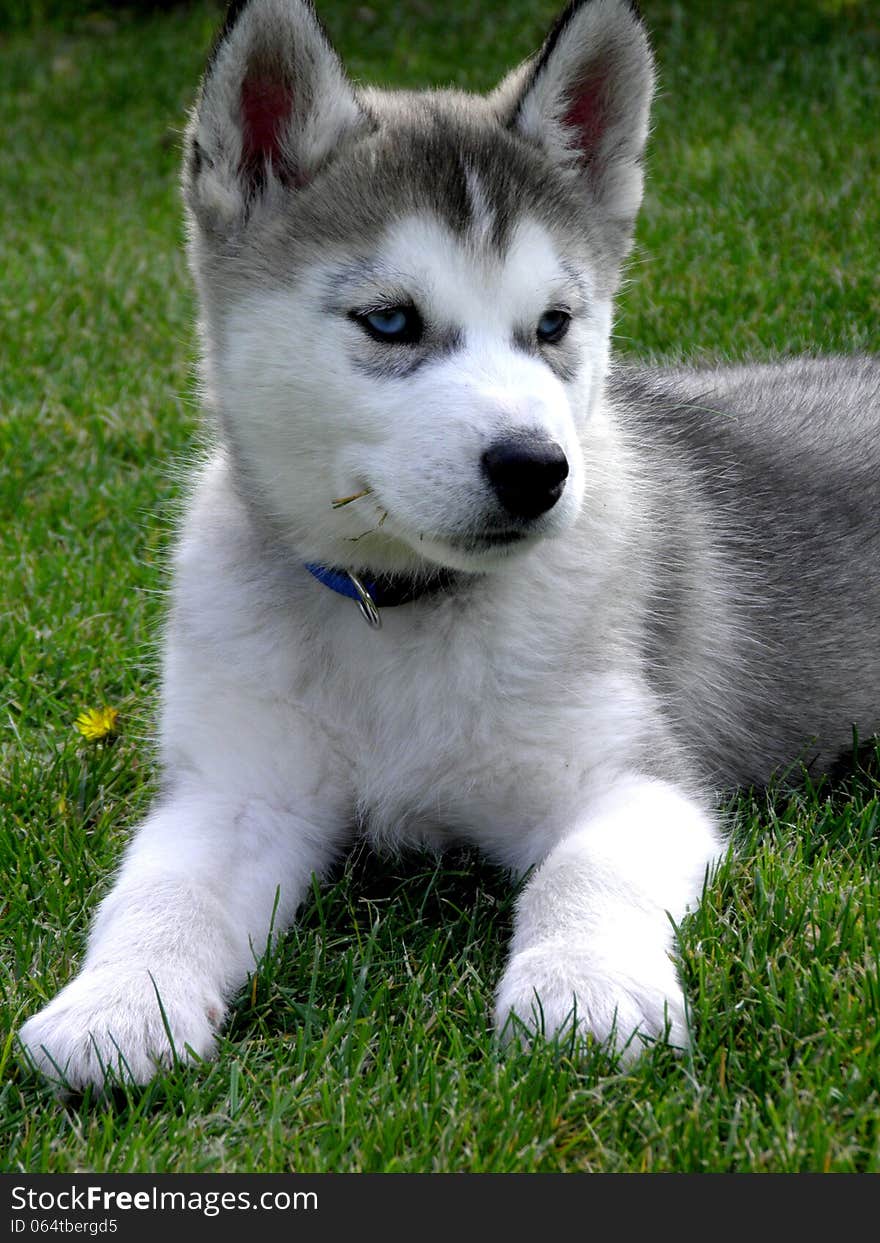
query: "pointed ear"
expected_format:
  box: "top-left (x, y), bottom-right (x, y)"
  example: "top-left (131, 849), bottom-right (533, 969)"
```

top-left (183, 0), bottom-right (366, 237)
top-left (494, 0), bottom-right (655, 249)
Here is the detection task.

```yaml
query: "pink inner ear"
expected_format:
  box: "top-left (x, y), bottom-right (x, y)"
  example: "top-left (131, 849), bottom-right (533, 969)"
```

top-left (240, 76), bottom-right (294, 172)
top-left (561, 73), bottom-right (608, 159)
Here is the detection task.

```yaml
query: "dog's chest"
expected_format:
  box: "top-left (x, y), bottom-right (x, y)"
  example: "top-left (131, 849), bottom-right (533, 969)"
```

top-left (308, 601), bottom-right (628, 870)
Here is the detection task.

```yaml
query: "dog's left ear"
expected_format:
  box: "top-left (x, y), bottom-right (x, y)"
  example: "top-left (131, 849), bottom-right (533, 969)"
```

top-left (493, 0), bottom-right (655, 255)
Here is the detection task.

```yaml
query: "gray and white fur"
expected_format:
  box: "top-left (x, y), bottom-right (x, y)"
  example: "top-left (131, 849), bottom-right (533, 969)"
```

top-left (19, 0), bottom-right (879, 1089)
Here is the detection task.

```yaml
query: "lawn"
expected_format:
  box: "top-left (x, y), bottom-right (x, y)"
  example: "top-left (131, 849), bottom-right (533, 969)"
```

top-left (2, 0), bottom-right (879, 1173)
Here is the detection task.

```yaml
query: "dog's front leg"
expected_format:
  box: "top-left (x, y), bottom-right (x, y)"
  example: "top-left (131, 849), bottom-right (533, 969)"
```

top-left (19, 784), bottom-right (347, 1090)
top-left (495, 775), bottom-right (723, 1062)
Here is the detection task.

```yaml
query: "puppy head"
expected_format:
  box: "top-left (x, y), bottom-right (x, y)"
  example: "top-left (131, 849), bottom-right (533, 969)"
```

top-left (183, 0), bottom-right (654, 574)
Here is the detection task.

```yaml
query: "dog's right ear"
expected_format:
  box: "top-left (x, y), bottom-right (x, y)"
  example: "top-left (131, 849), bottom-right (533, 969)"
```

top-left (183, 0), bottom-right (366, 237)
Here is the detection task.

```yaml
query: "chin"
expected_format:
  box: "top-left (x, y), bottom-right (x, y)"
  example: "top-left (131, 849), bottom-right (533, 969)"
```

top-left (397, 527), bottom-right (548, 575)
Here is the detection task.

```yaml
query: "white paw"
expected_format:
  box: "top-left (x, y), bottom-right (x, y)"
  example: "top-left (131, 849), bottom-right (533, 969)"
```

top-left (494, 939), bottom-right (688, 1064)
top-left (19, 965), bottom-right (224, 1090)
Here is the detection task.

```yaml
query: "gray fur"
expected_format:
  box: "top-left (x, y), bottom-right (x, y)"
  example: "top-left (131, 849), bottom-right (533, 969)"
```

top-left (611, 355), bottom-right (880, 785)
top-left (182, 0), bottom-right (649, 340)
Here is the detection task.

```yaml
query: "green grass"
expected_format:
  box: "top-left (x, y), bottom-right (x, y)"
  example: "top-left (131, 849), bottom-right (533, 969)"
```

top-left (2, 0), bottom-right (879, 1173)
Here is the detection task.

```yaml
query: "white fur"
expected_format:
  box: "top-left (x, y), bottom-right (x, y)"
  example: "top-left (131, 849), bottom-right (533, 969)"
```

top-left (496, 777), bottom-right (718, 1059)
top-left (20, 394), bottom-right (722, 1088)
top-left (217, 213), bottom-right (604, 574)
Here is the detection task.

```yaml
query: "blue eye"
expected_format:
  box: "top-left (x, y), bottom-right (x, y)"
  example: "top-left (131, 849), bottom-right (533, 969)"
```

top-left (536, 309), bottom-right (571, 344)
top-left (367, 309), bottom-right (406, 335)
top-left (353, 305), bottom-right (423, 344)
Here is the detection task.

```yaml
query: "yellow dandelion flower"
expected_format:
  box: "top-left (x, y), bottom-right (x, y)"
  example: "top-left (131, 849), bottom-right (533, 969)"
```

top-left (74, 706), bottom-right (119, 741)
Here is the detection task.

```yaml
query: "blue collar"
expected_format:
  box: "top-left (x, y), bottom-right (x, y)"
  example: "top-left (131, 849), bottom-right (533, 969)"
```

top-left (305, 563), bottom-right (456, 629)
top-left (305, 563), bottom-right (373, 604)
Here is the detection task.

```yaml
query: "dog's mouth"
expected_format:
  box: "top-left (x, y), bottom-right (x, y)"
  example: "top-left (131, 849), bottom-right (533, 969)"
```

top-left (338, 486), bottom-right (531, 554)
top-left (332, 480), bottom-right (551, 576)
top-left (446, 529), bottom-right (530, 552)
top-left (411, 523), bottom-right (542, 574)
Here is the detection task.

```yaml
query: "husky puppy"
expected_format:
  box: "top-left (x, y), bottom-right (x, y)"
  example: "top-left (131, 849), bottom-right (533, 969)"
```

top-left (20, 0), bottom-right (879, 1089)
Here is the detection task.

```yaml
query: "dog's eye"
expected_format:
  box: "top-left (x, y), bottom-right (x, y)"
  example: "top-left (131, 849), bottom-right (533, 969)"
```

top-left (352, 305), bottom-right (423, 345)
top-left (536, 309), bottom-right (571, 345)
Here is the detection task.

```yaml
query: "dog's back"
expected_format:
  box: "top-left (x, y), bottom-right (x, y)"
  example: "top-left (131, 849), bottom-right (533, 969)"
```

top-left (611, 356), bottom-right (880, 785)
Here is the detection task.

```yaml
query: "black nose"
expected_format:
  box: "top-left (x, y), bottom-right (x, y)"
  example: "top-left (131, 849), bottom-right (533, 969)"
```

top-left (481, 436), bottom-right (569, 521)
